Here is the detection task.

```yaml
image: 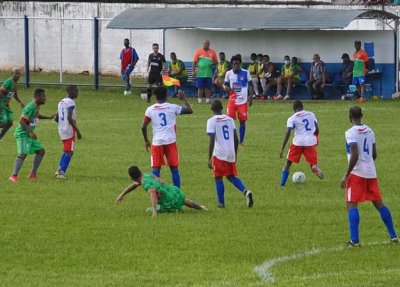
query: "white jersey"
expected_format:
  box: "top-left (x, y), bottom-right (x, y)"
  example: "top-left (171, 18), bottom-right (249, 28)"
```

top-left (144, 102), bottom-right (183, 146)
top-left (287, 110), bottom-right (318, 146)
top-left (57, 97), bottom-right (76, 140)
top-left (224, 69), bottom-right (252, 105)
top-left (345, 124), bottom-right (376, 178)
top-left (207, 114), bottom-right (236, 162)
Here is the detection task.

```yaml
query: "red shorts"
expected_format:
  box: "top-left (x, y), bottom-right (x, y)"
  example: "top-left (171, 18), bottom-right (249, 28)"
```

top-left (227, 100), bottom-right (248, 121)
top-left (213, 156), bottom-right (237, 177)
top-left (345, 174), bottom-right (382, 202)
top-left (287, 144), bottom-right (318, 166)
top-left (151, 142), bottom-right (179, 168)
top-left (62, 136), bottom-right (75, 152)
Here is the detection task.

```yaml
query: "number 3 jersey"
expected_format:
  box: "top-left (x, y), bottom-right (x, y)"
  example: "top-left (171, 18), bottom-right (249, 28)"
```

top-left (207, 114), bottom-right (236, 162)
top-left (144, 103), bottom-right (183, 146)
top-left (345, 125), bottom-right (376, 178)
top-left (287, 110), bottom-right (318, 146)
top-left (58, 97), bottom-right (76, 140)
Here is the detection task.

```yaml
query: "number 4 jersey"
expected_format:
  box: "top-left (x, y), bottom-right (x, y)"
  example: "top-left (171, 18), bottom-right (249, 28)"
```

top-left (207, 114), bottom-right (236, 162)
top-left (287, 110), bottom-right (318, 146)
top-left (58, 97), bottom-right (77, 140)
top-left (345, 125), bottom-right (376, 178)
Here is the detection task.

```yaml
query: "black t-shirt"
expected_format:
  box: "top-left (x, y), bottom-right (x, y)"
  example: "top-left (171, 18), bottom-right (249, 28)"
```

top-left (148, 53), bottom-right (166, 74)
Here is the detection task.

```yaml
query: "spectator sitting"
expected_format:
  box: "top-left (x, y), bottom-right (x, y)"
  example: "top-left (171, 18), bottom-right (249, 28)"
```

top-left (258, 55), bottom-right (278, 100)
top-left (274, 56), bottom-right (304, 101)
top-left (168, 52), bottom-right (188, 96)
top-left (306, 54), bottom-right (327, 100)
top-left (247, 53), bottom-right (261, 99)
top-left (213, 52), bottom-right (231, 98)
top-left (333, 53), bottom-right (354, 100)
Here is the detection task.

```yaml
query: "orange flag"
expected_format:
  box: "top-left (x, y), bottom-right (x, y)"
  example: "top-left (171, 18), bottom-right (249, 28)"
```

top-left (162, 75), bottom-right (181, 87)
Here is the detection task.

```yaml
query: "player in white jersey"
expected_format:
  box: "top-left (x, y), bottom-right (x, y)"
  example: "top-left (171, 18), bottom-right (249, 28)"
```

top-left (207, 100), bottom-right (253, 208)
top-left (224, 55), bottom-right (253, 145)
top-left (341, 106), bottom-right (397, 247)
top-left (55, 85), bottom-right (82, 179)
top-left (279, 100), bottom-right (324, 187)
top-left (142, 86), bottom-right (192, 188)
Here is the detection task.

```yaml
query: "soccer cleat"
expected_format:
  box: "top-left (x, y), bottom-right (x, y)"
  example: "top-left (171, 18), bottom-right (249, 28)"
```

top-left (312, 165), bottom-right (325, 179)
top-left (390, 237), bottom-right (399, 244)
top-left (217, 203), bottom-right (225, 208)
top-left (356, 97), bottom-right (366, 103)
top-left (259, 96), bottom-right (265, 100)
top-left (198, 98), bottom-right (202, 104)
top-left (200, 205), bottom-right (208, 211)
top-left (245, 190), bottom-right (254, 208)
top-left (56, 173), bottom-right (66, 180)
top-left (27, 173), bottom-right (38, 180)
top-left (206, 98), bottom-right (211, 104)
top-left (283, 95), bottom-right (290, 101)
top-left (347, 240), bottom-right (361, 247)
top-left (8, 175), bottom-right (19, 183)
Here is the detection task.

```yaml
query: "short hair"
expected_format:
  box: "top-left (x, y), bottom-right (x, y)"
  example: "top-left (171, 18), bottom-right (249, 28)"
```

top-left (124, 38), bottom-right (129, 42)
top-left (34, 88), bottom-right (45, 98)
top-left (211, 99), bottom-right (223, 112)
top-left (250, 53), bottom-right (257, 58)
top-left (219, 52), bottom-right (225, 55)
top-left (154, 86), bottom-right (168, 101)
top-left (128, 166), bottom-right (142, 181)
top-left (292, 56), bottom-right (298, 61)
top-left (231, 55), bottom-right (242, 64)
top-left (12, 68), bottom-right (20, 74)
top-left (284, 55), bottom-right (290, 59)
top-left (152, 43), bottom-right (159, 47)
top-left (349, 106), bottom-right (363, 120)
top-left (355, 40), bottom-right (361, 45)
top-left (66, 85), bottom-right (77, 94)
top-left (170, 52), bottom-right (176, 56)
top-left (293, 100), bottom-right (303, 111)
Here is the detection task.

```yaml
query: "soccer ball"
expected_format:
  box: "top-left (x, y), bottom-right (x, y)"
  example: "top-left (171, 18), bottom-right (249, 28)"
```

top-left (124, 90), bottom-right (132, 96)
top-left (392, 92), bottom-right (400, 100)
top-left (292, 172), bottom-right (306, 184)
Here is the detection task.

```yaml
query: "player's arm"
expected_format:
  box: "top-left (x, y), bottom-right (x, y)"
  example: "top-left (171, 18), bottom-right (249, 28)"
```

top-left (147, 57), bottom-right (151, 73)
top-left (38, 113), bottom-right (56, 120)
top-left (341, 143), bottom-right (359, 189)
top-left (314, 121), bottom-right (319, 136)
top-left (141, 118), bottom-right (151, 151)
top-left (161, 58), bottom-right (166, 75)
top-left (148, 189), bottom-right (158, 217)
top-left (177, 90), bottom-right (193, 114)
top-left (233, 129), bottom-right (238, 157)
top-left (116, 181), bottom-right (141, 203)
top-left (67, 107), bottom-right (82, 139)
top-left (372, 143), bottom-right (377, 161)
top-left (13, 93), bottom-right (24, 108)
top-left (131, 49), bottom-right (139, 67)
top-left (208, 133), bottom-right (215, 169)
top-left (279, 128), bottom-right (292, 158)
top-left (19, 117), bottom-right (36, 139)
top-left (247, 79), bottom-right (254, 107)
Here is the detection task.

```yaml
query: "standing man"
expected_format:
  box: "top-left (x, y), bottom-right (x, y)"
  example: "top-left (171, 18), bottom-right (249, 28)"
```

top-left (146, 43), bottom-right (166, 102)
top-left (0, 68), bottom-right (25, 141)
top-left (224, 55), bottom-right (253, 145)
top-left (341, 106), bottom-right (398, 246)
top-left (207, 100), bottom-right (253, 208)
top-left (213, 52), bottom-right (230, 98)
top-left (120, 39), bottom-right (139, 95)
top-left (279, 100), bottom-right (324, 187)
top-left (306, 54), bottom-right (327, 100)
top-left (142, 87), bottom-right (193, 188)
top-left (352, 41), bottom-right (369, 103)
top-left (193, 39), bottom-right (218, 104)
top-left (55, 85), bottom-right (82, 179)
top-left (9, 89), bottom-right (55, 182)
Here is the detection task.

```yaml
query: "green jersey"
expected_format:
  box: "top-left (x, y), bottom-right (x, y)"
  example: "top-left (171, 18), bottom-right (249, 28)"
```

top-left (0, 77), bottom-right (17, 108)
top-left (14, 100), bottom-right (39, 136)
top-left (142, 173), bottom-right (185, 212)
top-left (197, 56), bottom-right (213, 78)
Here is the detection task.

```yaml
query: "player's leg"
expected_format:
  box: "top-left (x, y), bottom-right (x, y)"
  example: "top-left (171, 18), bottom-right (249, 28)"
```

top-left (197, 78), bottom-right (205, 104)
top-left (280, 159), bottom-right (293, 187)
top-left (304, 146), bottom-right (324, 179)
top-left (239, 120), bottom-right (246, 145)
top-left (151, 145), bottom-right (164, 178)
top-left (147, 83), bottom-right (153, 103)
top-left (184, 199), bottom-right (208, 210)
top-left (237, 104), bottom-right (248, 145)
top-left (57, 137), bottom-right (75, 178)
top-left (10, 134), bottom-right (29, 182)
top-left (165, 143), bottom-right (180, 188)
top-left (227, 175), bottom-right (253, 208)
top-left (214, 176), bottom-right (225, 207)
top-left (0, 110), bottom-right (13, 140)
top-left (281, 144), bottom-right (301, 187)
top-left (28, 138), bottom-right (45, 179)
top-left (347, 201), bottom-right (361, 246)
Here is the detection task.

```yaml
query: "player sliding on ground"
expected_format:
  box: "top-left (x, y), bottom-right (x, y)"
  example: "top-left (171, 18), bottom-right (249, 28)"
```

top-left (279, 100), bottom-right (324, 187)
top-left (116, 166), bottom-right (208, 217)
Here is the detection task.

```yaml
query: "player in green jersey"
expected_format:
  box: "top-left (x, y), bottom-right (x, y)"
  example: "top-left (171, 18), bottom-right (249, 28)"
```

top-left (116, 165), bottom-right (208, 217)
top-left (9, 88), bottom-right (56, 183)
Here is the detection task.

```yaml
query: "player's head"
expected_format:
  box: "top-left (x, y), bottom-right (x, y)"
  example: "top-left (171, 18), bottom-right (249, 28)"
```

top-left (123, 39), bottom-right (130, 48)
top-left (262, 55), bottom-right (270, 63)
top-left (354, 40), bottom-right (362, 51)
top-left (231, 55), bottom-right (242, 73)
top-left (219, 52), bottom-right (225, 61)
top-left (128, 166), bottom-right (142, 182)
top-left (203, 39), bottom-right (210, 50)
top-left (211, 99), bottom-right (223, 114)
top-left (34, 88), bottom-right (46, 105)
top-left (250, 53), bottom-right (257, 61)
top-left (66, 85), bottom-right (78, 99)
top-left (257, 54), bottom-right (263, 62)
top-left (12, 68), bottom-right (21, 81)
top-left (313, 54), bottom-right (320, 62)
top-left (349, 106), bottom-right (363, 123)
top-left (283, 55), bottom-right (290, 65)
top-left (154, 86), bottom-right (168, 102)
top-left (291, 56), bottom-right (298, 64)
top-left (293, 100), bottom-right (303, 112)
top-left (170, 52), bottom-right (177, 62)
top-left (152, 43), bottom-right (159, 53)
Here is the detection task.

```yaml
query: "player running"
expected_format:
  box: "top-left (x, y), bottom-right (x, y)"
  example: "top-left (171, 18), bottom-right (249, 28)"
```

top-left (341, 106), bottom-right (398, 247)
top-left (207, 100), bottom-right (253, 208)
top-left (116, 165), bottom-right (207, 217)
top-left (55, 85), bottom-right (82, 179)
top-left (142, 86), bottom-right (192, 188)
top-left (279, 100), bottom-right (324, 187)
top-left (224, 55), bottom-right (253, 145)
top-left (9, 89), bottom-right (55, 182)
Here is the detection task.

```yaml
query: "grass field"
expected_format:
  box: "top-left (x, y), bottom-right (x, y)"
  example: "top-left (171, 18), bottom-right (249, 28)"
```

top-left (1, 77), bottom-right (400, 287)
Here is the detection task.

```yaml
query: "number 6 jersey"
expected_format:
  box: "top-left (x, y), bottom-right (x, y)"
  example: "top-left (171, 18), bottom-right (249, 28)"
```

top-left (207, 114), bottom-right (236, 162)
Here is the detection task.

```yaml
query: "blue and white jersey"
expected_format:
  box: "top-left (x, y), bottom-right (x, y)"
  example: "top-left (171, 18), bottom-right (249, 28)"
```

top-left (287, 110), bottom-right (318, 146)
top-left (58, 97), bottom-right (76, 140)
top-left (224, 69), bottom-right (252, 105)
top-left (207, 114), bottom-right (236, 162)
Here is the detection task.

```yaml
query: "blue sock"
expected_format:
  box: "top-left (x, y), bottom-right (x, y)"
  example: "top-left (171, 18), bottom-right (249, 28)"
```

top-left (228, 176), bottom-right (246, 193)
top-left (239, 125), bottom-right (246, 144)
top-left (379, 206), bottom-right (397, 239)
top-left (58, 153), bottom-right (66, 170)
top-left (60, 153), bottom-right (72, 173)
top-left (348, 208), bottom-right (360, 243)
top-left (152, 169), bottom-right (160, 178)
top-left (281, 170), bottom-right (289, 187)
top-left (171, 169), bottom-right (181, 188)
top-left (215, 180), bottom-right (225, 205)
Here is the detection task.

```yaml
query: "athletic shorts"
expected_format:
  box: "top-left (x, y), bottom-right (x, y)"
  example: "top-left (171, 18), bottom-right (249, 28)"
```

top-left (62, 136), bottom-right (75, 152)
top-left (287, 144), bottom-right (318, 166)
top-left (196, 77), bottom-right (213, 89)
top-left (345, 174), bottom-right (382, 202)
top-left (16, 134), bottom-right (44, 155)
top-left (148, 72), bottom-right (163, 85)
top-left (213, 156), bottom-right (238, 177)
top-left (0, 108), bottom-right (13, 125)
top-left (156, 186), bottom-right (186, 212)
top-left (121, 65), bottom-right (134, 81)
top-left (227, 100), bottom-right (248, 121)
top-left (151, 142), bottom-right (179, 167)
top-left (352, 76), bottom-right (365, 85)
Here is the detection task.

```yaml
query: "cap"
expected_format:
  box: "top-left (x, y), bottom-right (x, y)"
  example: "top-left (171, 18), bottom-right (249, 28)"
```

top-left (341, 53), bottom-right (349, 59)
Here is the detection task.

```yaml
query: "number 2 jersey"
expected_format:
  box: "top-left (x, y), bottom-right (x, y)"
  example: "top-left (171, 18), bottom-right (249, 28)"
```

top-left (345, 124), bottom-right (376, 178)
top-left (207, 114), bottom-right (236, 162)
top-left (144, 102), bottom-right (183, 146)
top-left (57, 97), bottom-right (77, 140)
top-left (287, 110), bottom-right (318, 146)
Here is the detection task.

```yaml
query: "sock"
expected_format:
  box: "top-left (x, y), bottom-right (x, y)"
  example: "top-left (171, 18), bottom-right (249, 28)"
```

top-left (12, 157), bottom-right (24, 176)
top-left (171, 169), bottom-right (181, 188)
top-left (379, 206), bottom-right (397, 239)
top-left (152, 169), bottom-right (160, 178)
top-left (227, 176), bottom-right (246, 193)
top-left (239, 125), bottom-right (246, 144)
top-left (31, 153), bottom-right (44, 175)
top-left (348, 208), bottom-right (360, 243)
top-left (215, 179), bottom-right (225, 205)
top-left (60, 152), bottom-right (72, 173)
top-left (58, 153), bottom-right (66, 171)
top-left (281, 170), bottom-right (289, 186)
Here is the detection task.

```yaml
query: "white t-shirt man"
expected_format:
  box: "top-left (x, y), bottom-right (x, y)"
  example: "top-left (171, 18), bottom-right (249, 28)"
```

top-left (57, 97), bottom-right (76, 140)
top-left (206, 114), bottom-right (236, 162)
top-left (287, 110), bottom-right (318, 146)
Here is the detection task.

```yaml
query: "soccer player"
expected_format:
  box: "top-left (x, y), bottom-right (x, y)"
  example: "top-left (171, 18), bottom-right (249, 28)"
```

top-left (341, 106), bottom-right (398, 247)
top-left (207, 100), bottom-right (253, 208)
top-left (279, 100), bottom-right (324, 187)
top-left (224, 55), bottom-right (253, 145)
top-left (120, 38), bottom-right (139, 95)
top-left (116, 165), bottom-right (207, 217)
top-left (0, 68), bottom-right (25, 141)
top-left (352, 40), bottom-right (369, 103)
top-left (142, 86), bottom-right (192, 188)
top-left (146, 43), bottom-right (166, 102)
top-left (55, 85), bottom-right (82, 179)
top-left (9, 88), bottom-right (55, 182)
